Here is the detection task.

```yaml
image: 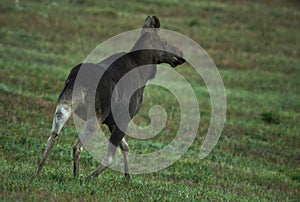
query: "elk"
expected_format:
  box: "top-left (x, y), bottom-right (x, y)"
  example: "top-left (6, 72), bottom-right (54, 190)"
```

top-left (36, 16), bottom-right (185, 179)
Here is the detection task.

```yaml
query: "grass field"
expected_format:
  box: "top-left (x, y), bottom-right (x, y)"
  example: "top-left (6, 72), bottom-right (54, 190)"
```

top-left (0, 0), bottom-right (299, 201)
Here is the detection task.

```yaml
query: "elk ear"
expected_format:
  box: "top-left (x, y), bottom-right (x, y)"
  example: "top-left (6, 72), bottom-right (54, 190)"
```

top-left (143, 16), bottom-right (160, 28)
top-left (151, 16), bottom-right (160, 28)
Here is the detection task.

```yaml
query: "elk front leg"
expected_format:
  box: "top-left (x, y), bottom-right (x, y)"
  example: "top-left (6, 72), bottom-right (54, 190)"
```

top-left (73, 139), bottom-right (83, 177)
top-left (36, 103), bottom-right (71, 175)
top-left (87, 127), bottom-right (125, 178)
top-left (88, 142), bottom-right (117, 178)
top-left (106, 124), bottom-right (131, 178)
top-left (119, 138), bottom-right (131, 179)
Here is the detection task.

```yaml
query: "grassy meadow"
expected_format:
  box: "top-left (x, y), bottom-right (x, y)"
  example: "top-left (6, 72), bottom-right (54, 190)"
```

top-left (0, 0), bottom-right (299, 201)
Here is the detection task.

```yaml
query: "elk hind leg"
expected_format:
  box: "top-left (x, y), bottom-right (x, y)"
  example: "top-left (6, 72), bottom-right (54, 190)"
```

top-left (73, 139), bottom-right (83, 177)
top-left (36, 103), bottom-right (72, 175)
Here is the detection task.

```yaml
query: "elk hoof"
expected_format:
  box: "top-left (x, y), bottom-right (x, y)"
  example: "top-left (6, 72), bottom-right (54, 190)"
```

top-left (86, 174), bottom-right (95, 181)
top-left (124, 173), bottom-right (132, 179)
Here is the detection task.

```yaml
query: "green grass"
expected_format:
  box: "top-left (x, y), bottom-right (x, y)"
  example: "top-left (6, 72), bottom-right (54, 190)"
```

top-left (0, 0), bottom-right (299, 201)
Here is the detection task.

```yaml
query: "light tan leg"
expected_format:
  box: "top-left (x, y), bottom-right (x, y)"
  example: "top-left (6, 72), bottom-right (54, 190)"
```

top-left (73, 139), bottom-right (83, 177)
top-left (88, 142), bottom-right (117, 178)
top-left (36, 103), bottom-right (71, 175)
top-left (36, 132), bottom-right (57, 175)
top-left (119, 138), bottom-right (131, 179)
